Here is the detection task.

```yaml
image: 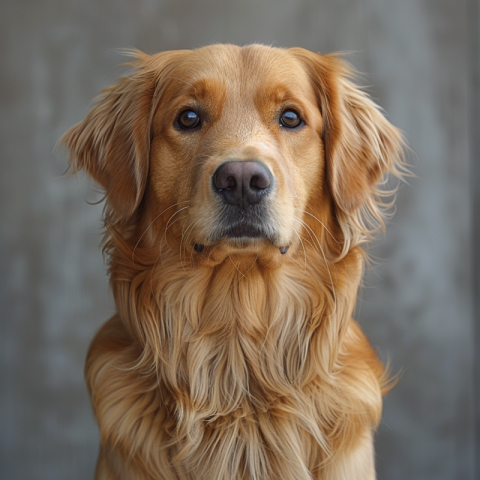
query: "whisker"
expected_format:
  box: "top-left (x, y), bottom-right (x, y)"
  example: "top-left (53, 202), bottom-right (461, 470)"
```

top-left (293, 208), bottom-right (339, 245)
top-left (189, 237), bottom-right (198, 270)
top-left (151, 215), bottom-right (186, 273)
top-left (229, 254), bottom-right (259, 288)
top-left (150, 253), bottom-right (161, 297)
top-left (293, 216), bottom-right (320, 252)
top-left (293, 218), bottom-right (316, 251)
top-left (228, 254), bottom-right (243, 275)
top-left (149, 213), bottom-right (189, 295)
top-left (158, 206), bottom-right (190, 266)
top-left (180, 220), bottom-right (201, 275)
top-left (132, 201), bottom-right (190, 264)
top-left (292, 228), bottom-right (307, 284)
top-left (294, 215), bottom-right (337, 317)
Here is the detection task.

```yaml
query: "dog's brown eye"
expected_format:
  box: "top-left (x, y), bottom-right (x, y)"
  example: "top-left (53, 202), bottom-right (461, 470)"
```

top-left (178, 110), bottom-right (200, 129)
top-left (280, 109), bottom-right (302, 128)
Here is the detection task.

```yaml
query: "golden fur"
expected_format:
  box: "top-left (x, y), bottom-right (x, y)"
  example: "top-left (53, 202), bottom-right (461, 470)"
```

top-left (61, 44), bottom-right (406, 479)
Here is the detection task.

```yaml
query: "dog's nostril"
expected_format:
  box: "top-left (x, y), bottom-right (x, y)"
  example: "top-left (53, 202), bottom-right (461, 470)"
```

top-left (214, 168), bottom-right (237, 191)
top-left (250, 174), bottom-right (270, 190)
top-left (213, 160), bottom-right (272, 207)
top-left (224, 176), bottom-right (236, 190)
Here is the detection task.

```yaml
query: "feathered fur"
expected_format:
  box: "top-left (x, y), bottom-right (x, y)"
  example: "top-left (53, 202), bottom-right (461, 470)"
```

top-left (61, 44), bottom-right (406, 479)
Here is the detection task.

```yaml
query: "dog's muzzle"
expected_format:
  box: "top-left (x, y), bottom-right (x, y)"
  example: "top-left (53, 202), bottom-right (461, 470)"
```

top-left (212, 160), bottom-right (275, 240)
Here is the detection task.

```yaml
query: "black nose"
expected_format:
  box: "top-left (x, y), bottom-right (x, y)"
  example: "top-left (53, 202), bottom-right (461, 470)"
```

top-left (213, 161), bottom-right (272, 207)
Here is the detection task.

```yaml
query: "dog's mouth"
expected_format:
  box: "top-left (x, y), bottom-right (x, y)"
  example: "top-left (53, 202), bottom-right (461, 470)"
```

top-left (189, 202), bottom-right (291, 260)
top-left (193, 220), bottom-right (290, 256)
top-left (222, 223), bottom-right (265, 239)
top-left (216, 217), bottom-right (277, 246)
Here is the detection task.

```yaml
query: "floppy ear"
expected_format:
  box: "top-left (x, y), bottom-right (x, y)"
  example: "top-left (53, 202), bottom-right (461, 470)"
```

top-left (60, 50), bottom-right (184, 219)
top-left (291, 48), bottom-right (405, 218)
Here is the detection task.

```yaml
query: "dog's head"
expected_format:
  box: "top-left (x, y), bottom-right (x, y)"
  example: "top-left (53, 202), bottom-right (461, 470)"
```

top-left (62, 45), bottom-right (405, 267)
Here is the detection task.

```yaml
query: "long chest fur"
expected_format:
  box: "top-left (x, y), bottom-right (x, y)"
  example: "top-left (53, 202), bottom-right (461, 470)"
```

top-left (86, 253), bottom-right (383, 479)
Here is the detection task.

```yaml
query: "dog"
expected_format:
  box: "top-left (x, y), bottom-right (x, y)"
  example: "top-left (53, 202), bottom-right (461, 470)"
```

top-left (61, 44), bottom-right (406, 479)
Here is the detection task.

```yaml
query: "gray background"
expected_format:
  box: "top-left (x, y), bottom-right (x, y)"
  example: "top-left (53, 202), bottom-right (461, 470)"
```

top-left (1, 0), bottom-right (478, 479)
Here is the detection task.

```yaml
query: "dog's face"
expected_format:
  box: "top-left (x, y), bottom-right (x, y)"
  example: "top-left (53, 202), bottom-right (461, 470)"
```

top-left (63, 44), bottom-right (403, 267)
top-left (149, 45), bottom-right (324, 263)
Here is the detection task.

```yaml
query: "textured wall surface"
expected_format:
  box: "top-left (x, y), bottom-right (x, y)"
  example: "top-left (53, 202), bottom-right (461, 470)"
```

top-left (0, 0), bottom-right (477, 479)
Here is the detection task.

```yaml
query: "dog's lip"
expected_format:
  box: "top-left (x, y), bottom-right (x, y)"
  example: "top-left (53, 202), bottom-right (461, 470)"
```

top-left (222, 223), bottom-right (265, 239)
top-left (194, 224), bottom-right (276, 251)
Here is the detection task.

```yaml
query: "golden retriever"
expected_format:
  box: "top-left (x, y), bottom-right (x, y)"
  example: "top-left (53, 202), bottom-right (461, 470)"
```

top-left (62, 44), bottom-right (406, 479)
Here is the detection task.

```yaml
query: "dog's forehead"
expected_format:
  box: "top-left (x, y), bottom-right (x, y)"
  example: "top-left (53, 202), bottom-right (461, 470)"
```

top-left (167, 45), bottom-right (315, 103)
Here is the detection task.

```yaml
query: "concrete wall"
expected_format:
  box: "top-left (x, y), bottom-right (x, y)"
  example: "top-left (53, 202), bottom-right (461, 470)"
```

top-left (0, 0), bottom-right (477, 478)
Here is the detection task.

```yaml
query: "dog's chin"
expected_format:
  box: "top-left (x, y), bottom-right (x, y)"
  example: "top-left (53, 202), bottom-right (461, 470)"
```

top-left (193, 224), bottom-right (291, 268)
top-left (223, 235), bottom-right (267, 252)
top-left (195, 234), bottom-right (271, 257)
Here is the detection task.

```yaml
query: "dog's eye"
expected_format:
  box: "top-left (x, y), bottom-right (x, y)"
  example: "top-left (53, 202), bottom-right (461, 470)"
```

top-left (280, 109), bottom-right (302, 128)
top-left (177, 110), bottom-right (200, 129)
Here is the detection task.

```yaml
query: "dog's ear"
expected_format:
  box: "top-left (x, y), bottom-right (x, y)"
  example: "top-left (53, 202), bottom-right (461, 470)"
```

top-left (60, 50), bottom-right (185, 219)
top-left (291, 49), bottom-right (405, 219)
